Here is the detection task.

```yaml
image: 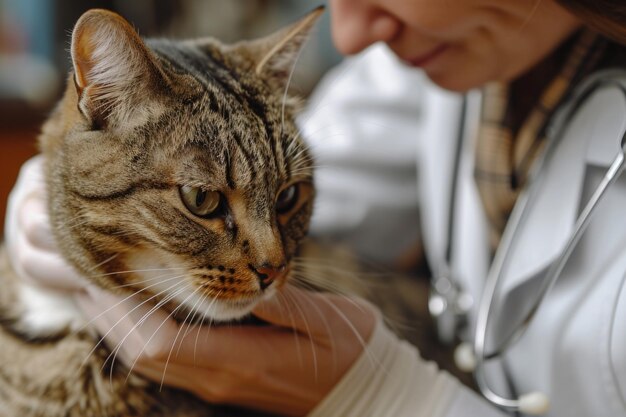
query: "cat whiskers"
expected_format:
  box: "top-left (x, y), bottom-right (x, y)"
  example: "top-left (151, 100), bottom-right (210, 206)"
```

top-left (175, 288), bottom-right (210, 359)
top-left (293, 255), bottom-right (403, 298)
top-left (106, 281), bottom-right (192, 384)
top-left (156, 285), bottom-right (205, 389)
top-left (76, 272), bottom-right (187, 334)
top-left (295, 256), bottom-right (422, 336)
top-left (287, 167), bottom-right (316, 178)
top-left (195, 290), bottom-right (221, 364)
top-left (80, 275), bottom-right (187, 367)
top-left (274, 291), bottom-right (305, 370)
top-left (284, 132), bottom-right (308, 160)
top-left (294, 50), bottom-right (369, 132)
top-left (279, 25), bottom-right (307, 141)
top-left (179, 284), bottom-right (215, 346)
top-left (92, 266), bottom-right (187, 285)
top-left (285, 140), bottom-right (317, 177)
top-left (285, 276), bottom-right (380, 372)
top-left (87, 253), bottom-right (120, 273)
top-left (315, 294), bottom-right (382, 371)
top-left (288, 258), bottom-right (389, 373)
top-left (118, 282), bottom-right (204, 385)
top-left (278, 289), bottom-right (320, 381)
top-left (58, 212), bottom-right (90, 230)
top-left (165, 283), bottom-right (209, 356)
top-left (290, 259), bottom-right (362, 295)
top-left (294, 288), bottom-right (339, 376)
top-left (65, 219), bottom-right (92, 231)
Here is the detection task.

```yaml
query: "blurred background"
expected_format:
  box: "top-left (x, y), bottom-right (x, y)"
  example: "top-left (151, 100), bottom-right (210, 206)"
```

top-left (0, 0), bottom-right (340, 235)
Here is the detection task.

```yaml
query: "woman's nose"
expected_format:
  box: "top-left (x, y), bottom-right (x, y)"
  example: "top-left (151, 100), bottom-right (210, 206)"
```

top-left (329, 0), bottom-right (400, 55)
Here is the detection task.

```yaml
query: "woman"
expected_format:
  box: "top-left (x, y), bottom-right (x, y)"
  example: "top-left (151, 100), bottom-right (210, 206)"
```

top-left (7, 0), bottom-right (626, 415)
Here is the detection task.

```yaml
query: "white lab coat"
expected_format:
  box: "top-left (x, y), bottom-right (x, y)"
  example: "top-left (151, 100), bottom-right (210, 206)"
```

top-left (302, 44), bottom-right (626, 416)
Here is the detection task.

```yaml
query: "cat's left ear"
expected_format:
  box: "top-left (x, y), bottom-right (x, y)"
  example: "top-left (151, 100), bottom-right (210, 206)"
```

top-left (232, 6), bottom-right (324, 87)
top-left (71, 9), bottom-right (166, 130)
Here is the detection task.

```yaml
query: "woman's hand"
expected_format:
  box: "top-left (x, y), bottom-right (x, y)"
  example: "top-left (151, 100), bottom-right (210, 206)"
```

top-left (5, 156), bottom-right (85, 291)
top-left (7, 158), bottom-right (377, 416)
top-left (76, 284), bottom-right (376, 416)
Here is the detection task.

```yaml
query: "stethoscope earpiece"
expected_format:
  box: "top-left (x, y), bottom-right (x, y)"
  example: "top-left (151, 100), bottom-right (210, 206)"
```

top-left (431, 75), bottom-right (626, 415)
top-left (453, 342), bottom-right (476, 372)
top-left (453, 343), bottom-right (550, 414)
top-left (518, 392), bottom-right (550, 415)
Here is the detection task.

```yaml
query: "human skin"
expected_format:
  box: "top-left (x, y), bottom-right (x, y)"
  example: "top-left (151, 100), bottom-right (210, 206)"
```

top-left (9, 158), bottom-right (375, 417)
top-left (10, 1), bottom-right (590, 415)
top-left (329, 0), bottom-right (582, 91)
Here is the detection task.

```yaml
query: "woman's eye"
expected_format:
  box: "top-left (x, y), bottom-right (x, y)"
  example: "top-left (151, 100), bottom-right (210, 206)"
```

top-left (180, 185), bottom-right (222, 217)
top-left (276, 184), bottom-right (300, 214)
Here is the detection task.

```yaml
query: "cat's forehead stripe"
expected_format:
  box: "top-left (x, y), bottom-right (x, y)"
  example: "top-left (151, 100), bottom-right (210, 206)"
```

top-left (154, 41), bottom-right (273, 136)
top-left (223, 149), bottom-right (235, 190)
top-left (228, 130), bottom-right (256, 181)
top-left (146, 40), bottom-right (310, 194)
top-left (152, 40), bottom-right (290, 177)
top-left (152, 42), bottom-right (240, 113)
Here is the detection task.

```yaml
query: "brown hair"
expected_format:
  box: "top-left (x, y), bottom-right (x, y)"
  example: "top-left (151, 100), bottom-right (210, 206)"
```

top-left (557, 0), bottom-right (626, 44)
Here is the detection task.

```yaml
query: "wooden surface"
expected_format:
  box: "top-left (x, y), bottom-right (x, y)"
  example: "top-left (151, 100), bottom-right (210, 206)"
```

top-left (0, 129), bottom-right (39, 236)
top-left (0, 98), bottom-right (49, 237)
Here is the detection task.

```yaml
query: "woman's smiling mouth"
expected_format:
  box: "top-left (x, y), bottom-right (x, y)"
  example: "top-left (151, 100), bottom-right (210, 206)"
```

top-left (405, 44), bottom-right (449, 68)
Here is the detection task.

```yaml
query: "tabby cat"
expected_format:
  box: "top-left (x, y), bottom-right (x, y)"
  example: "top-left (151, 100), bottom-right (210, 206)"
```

top-left (0, 8), bottom-right (322, 417)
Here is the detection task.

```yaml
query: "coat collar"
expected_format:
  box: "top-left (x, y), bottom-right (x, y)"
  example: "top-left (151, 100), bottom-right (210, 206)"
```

top-left (489, 77), bottom-right (626, 347)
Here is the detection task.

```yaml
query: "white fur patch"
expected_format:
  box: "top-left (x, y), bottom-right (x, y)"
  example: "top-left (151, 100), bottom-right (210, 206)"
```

top-left (162, 281), bottom-right (266, 322)
top-left (15, 250), bottom-right (273, 338)
top-left (17, 282), bottom-right (85, 337)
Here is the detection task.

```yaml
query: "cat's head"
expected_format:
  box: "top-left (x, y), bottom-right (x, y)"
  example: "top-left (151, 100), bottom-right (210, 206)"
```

top-left (40, 8), bottom-right (322, 321)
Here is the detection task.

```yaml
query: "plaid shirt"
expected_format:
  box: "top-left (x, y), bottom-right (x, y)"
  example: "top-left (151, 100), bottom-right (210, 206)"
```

top-left (474, 30), bottom-right (605, 248)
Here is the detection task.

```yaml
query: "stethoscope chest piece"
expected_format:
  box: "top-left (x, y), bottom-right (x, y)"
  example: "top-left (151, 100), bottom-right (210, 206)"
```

top-left (429, 272), bottom-right (473, 345)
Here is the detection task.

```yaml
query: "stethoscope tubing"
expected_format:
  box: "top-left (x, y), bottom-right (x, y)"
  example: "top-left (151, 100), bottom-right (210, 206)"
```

top-left (472, 75), bottom-right (626, 413)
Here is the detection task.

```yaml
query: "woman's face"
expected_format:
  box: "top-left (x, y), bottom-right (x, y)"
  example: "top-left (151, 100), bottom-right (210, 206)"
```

top-left (329, 0), bottom-right (581, 91)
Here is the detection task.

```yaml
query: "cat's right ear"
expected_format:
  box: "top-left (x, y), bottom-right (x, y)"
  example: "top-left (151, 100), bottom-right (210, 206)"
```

top-left (71, 9), bottom-right (165, 130)
top-left (226, 7), bottom-right (325, 90)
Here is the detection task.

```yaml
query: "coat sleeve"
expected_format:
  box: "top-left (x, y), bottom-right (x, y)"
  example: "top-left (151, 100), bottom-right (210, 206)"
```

top-left (299, 44), bottom-right (427, 265)
top-left (308, 322), bottom-right (508, 417)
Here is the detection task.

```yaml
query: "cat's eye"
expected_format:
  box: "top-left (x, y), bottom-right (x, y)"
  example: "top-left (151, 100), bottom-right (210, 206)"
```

top-left (180, 185), bottom-right (222, 217)
top-left (276, 184), bottom-right (300, 214)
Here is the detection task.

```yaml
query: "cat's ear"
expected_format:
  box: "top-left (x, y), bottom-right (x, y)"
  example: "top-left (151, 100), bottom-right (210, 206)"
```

top-left (232, 7), bottom-right (324, 87)
top-left (71, 9), bottom-right (164, 129)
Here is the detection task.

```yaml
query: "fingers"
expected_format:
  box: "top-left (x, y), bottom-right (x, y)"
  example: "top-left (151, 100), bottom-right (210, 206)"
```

top-left (76, 286), bottom-right (261, 366)
top-left (74, 284), bottom-right (376, 376)
top-left (76, 285), bottom-right (303, 368)
top-left (19, 241), bottom-right (85, 290)
top-left (20, 196), bottom-right (55, 250)
top-left (74, 284), bottom-right (371, 416)
top-left (76, 286), bottom-right (181, 362)
top-left (4, 156), bottom-right (85, 291)
top-left (254, 286), bottom-right (332, 337)
top-left (253, 285), bottom-right (377, 340)
top-left (18, 195), bottom-right (84, 290)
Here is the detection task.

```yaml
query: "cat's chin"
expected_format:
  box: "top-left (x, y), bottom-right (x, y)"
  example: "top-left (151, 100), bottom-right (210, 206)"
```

top-left (170, 285), bottom-right (278, 323)
top-left (197, 298), bottom-right (260, 322)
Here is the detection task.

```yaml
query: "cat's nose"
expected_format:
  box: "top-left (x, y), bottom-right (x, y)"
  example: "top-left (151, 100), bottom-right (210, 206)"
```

top-left (253, 264), bottom-right (286, 290)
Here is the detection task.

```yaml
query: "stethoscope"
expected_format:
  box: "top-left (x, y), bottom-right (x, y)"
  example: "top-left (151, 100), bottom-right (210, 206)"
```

top-left (429, 72), bottom-right (626, 415)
